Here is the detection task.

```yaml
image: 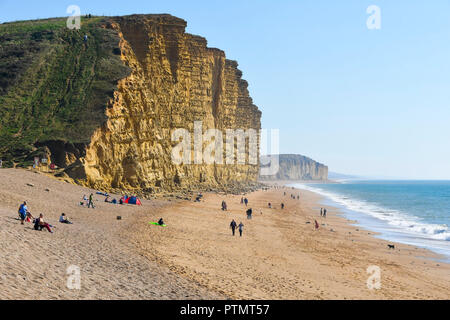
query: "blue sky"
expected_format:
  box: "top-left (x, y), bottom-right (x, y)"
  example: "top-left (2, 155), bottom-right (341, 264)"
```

top-left (2, 0), bottom-right (450, 179)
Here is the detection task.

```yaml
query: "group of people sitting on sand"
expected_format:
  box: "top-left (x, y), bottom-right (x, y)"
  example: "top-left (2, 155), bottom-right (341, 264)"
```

top-left (18, 201), bottom-right (73, 233)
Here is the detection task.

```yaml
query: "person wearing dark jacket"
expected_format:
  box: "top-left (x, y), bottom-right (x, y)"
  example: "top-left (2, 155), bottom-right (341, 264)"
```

top-left (238, 222), bottom-right (244, 237)
top-left (230, 219), bottom-right (237, 236)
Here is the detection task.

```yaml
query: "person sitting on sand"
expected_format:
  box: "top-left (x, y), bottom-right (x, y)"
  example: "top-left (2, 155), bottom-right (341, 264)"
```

top-left (158, 218), bottom-right (165, 226)
top-left (105, 196), bottom-right (110, 203)
top-left (34, 214), bottom-right (53, 233)
top-left (59, 213), bottom-right (72, 224)
top-left (268, 202), bottom-right (272, 209)
top-left (80, 195), bottom-right (88, 206)
top-left (281, 203), bottom-right (285, 210)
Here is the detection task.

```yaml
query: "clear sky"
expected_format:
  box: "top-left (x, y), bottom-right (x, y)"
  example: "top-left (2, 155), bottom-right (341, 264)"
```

top-left (2, 0), bottom-right (450, 179)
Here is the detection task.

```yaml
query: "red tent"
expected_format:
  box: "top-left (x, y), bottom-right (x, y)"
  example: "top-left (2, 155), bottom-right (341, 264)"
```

top-left (120, 195), bottom-right (142, 205)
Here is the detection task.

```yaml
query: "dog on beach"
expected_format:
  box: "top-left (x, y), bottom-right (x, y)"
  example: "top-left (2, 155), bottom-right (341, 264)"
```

top-left (387, 244), bottom-right (395, 250)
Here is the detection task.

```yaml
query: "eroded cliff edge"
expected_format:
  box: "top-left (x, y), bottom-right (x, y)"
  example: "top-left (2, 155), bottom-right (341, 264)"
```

top-left (0, 14), bottom-right (262, 193)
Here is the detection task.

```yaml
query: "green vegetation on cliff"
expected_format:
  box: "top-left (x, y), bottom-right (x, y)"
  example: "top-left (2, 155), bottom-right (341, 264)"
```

top-left (0, 17), bottom-right (130, 167)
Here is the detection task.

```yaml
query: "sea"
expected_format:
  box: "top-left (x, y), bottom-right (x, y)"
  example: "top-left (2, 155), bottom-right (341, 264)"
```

top-left (291, 180), bottom-right (450, 262)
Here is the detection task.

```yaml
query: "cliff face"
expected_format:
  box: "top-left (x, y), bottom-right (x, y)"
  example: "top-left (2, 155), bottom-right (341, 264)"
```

top-left (68, 15), bottom-right (261, 192)
top-left (260, 154), bottom-right (328, 181)
top-left (0, 15), bottom-right (262, 193)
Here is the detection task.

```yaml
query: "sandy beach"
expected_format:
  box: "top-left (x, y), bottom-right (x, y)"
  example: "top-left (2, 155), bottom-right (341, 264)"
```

top-left (1, 168), bottom-right (449, 299)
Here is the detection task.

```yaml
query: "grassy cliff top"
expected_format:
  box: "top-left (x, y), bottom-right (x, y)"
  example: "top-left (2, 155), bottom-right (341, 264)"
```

top-left (0, 16), bottom-right (131, 167)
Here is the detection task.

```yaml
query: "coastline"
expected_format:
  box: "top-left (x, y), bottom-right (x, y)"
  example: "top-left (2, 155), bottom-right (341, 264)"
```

top-left (126, 183), bottom-right (450, 299)
top-left (291, 181), bottom-right (450, 263)
top-left (1, 169), bottom-right (449, 299)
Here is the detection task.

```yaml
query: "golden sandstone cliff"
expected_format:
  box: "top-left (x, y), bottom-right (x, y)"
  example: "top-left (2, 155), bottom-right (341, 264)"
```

top-left (63, 15), bottom-right (262, 194)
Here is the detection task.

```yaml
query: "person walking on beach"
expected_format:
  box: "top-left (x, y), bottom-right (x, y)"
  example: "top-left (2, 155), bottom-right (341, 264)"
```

top-left (238, 222), bottom-right (244, 237)
top-left (281, 203), bottom-right (285, 210)
top-left (314, 219), bottom-right (319, 230)
top-left (230, 219), bottom-right (237, 236)
top-left (88, 193), bottom-right (94, 208)
top-left (244, 198), bottom-right (248, 206)
top-left (323, 208), bottom-right (327, 218)
top-left (246, 208), bottom-right (253, 220)
top-left (240, 197), bottom-right (244, 204)
top-left (320, 208), bottom-right (323, 217)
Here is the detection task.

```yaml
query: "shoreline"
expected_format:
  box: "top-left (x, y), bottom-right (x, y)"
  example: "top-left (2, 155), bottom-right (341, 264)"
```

top-left (1, 169), bottom-right (449, 299)
top-left (289, 181), bottom-right (450, 264)
top-left (126, 184), bottom-right (450, 299)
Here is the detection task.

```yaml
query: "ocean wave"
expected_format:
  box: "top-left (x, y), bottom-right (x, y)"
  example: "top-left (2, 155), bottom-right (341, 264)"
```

top-left (293, 183), bottom-right (450, 242)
